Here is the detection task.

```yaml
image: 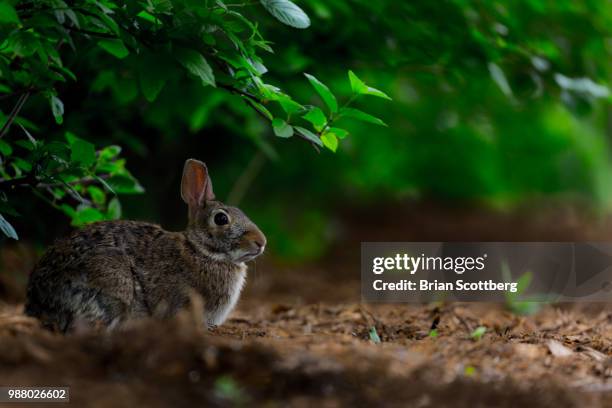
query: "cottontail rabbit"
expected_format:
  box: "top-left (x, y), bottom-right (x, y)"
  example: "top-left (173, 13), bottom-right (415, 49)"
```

top-left (25, 159), bottom-right (266, 332)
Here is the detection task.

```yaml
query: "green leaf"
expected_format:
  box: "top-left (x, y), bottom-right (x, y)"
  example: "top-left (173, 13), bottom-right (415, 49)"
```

top-left (87, 186), bottom-right (106, 205)
top-left (107, 197), bottom-right (121, 220)
top-left (14, 140), bottom-right (35, 151)
top-left (42, 141), bottom-right (69, 161)
top-left (321, 131), bottom-right (338, 152)
top-left (99, 145), bottom-right (122, 161)
top-left (322, 127), bottom-right (348, 148)
top-left (369, 326), bottom-right (381, 344)
top-left (516, 271), bottom-right (532, 295)
top-left (63, 8), bottom-right (80, 28)
top-left (107, 174), bottom-right (145, 194)
top-left (326, 127), bottom-right (349, 139)
top-left (0, 213), bottom-right (18, 240)
top-left (0, 3), bottom-right (19, 24)
top-left (277, 95), bottom-right (303, 115)
top-left (302, 107), bottom-right (327, 131)
top-left (508, 301), bottom-right (541, 316)
top-left (96, 11), bottom-right (120, 35)
top-left (348, 70), bottom-right (368, 94)
top-left (503, 264), bottom-right (540, 315)
top-left (304, 73), bottom-right (337, 113)
top-left (59, 204), bottom-right (75, 218)
top-left (137, 10), bottom-right (158, 23)
top-left (13, 157), bottom-right (32, 172)
top-left (260, 0), bottom-right (310, 29)
top-left (488, 62), bottom-right (513, 98)
top-left (70, 138), bottom-right (96, 167)
top-left (504, 268), bottom-right (532, 302)
top-left (340, 107), bottom-right (387, 126)
top-left (9, 32), bottom-right (38, 57)
top-left (50, 96), bottom-right (64, 125)
top-left (175, 48), bottom-right (216, 87)
top-left (98, 39), bottom-right (129, 59)
top-left (151, 0), bottom-right (173, 13)
top-left (72, 207), bottom-right (105, 226)
top-left (364, 86), bottom-right (392, 100)
top-left (64, 131), bottom-right (77, 145)
top-left (57, 66), bottom-right (77, 82)
top-left (272, 118), bottom-right (294, 138)
top-left (214, 376), bottom-right (243, 401)
top-left (0, 140), bottom-right (12, 156)
top-left (348, 71), bottom-right (392, 99)
top-left (470, 326), bottom-right (486, 341)
top-left (294, 126), bottom-right (323, 147)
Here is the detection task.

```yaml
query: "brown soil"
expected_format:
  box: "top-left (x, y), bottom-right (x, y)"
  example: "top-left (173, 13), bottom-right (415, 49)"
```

top-left (1, 201), bottom-right (611, 407)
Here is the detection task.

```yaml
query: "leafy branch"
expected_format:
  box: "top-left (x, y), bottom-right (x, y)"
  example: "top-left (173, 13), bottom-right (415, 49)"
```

top-left (0, 0), bottom-right (392, 240)
top-left (270, 70), bottom-right (391, 152)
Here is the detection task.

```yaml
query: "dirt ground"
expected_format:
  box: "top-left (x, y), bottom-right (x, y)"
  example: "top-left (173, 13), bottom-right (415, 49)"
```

top-left (1, 201), bottom-right (612, 407)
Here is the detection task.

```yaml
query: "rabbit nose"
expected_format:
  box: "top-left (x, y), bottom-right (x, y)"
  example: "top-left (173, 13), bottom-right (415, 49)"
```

top-left (254, 235), bottom-right (266, 250)
top-left (244, 229), bottom-right (266, 251)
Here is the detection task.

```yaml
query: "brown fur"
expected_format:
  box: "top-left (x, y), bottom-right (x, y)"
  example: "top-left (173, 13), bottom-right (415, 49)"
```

top-left (25, 160), bottom-right (265, 332)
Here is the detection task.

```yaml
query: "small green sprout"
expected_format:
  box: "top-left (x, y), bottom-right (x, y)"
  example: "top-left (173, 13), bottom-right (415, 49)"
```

top-left (369, 326), bottom-right (381, 344)
top-left (214, 376), bottom-right (245, 403)
top-left (502, 262), bottom-right (542, 316)
top-left (470, 326), bottom-right (486, 341)
top-left (428, 329), bottom-right (438, 338)
top-left (464, 365), bottom-right (476, 376)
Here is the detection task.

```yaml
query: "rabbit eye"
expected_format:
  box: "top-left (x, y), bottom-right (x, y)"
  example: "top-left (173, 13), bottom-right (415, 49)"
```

top-left (213, 212), bottom-right (229, 226)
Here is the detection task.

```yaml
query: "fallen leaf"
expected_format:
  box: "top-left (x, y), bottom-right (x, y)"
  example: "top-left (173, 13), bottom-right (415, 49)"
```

top-left (547, 340), bottom-right (574, 357)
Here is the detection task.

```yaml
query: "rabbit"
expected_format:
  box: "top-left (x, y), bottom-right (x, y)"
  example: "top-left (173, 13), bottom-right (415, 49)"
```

top-left (25, 159), bottom-right (266, 332)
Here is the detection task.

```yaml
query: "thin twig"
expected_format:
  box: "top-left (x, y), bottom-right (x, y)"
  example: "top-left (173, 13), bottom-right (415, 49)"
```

top-left (65, 27), bottom-right (118, 39)
top-left (226, 150), bottom-right (266, 205)
top-left (0, 174), bottom-right (36, 190)
top-left (223, 1), bottom-right (259, 7)
top-left (0, 89), bottom-right (31, 101)
top-left (317, 94), bottom-right (357, 137)
top-left (0, 174), bottom-right (110, 190)
top-left (0, 91), bottom-right (30, 139)
top-left (38, 176), bottom-right (107, 189)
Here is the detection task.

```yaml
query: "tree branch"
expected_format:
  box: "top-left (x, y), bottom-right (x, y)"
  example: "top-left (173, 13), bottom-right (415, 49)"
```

top-left (0, 174), bottom-right (110, 190)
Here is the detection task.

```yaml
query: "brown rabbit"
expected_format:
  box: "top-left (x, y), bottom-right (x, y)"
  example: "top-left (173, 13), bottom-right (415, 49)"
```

top-left (25, 159), bottom-right (266, 332)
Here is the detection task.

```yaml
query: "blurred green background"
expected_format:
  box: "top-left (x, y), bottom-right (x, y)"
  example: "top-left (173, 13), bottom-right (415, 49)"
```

top-left (1, 0), bottom-right (611, 261)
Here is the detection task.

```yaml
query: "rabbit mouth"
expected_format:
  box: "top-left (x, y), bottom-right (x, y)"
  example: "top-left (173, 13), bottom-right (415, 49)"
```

top-left (234, 247), bottom-right (264, 263)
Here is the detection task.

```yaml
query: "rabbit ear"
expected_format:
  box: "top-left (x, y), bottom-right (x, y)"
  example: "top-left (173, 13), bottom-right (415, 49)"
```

top-left (181, 159), bottom-right (215, 208)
